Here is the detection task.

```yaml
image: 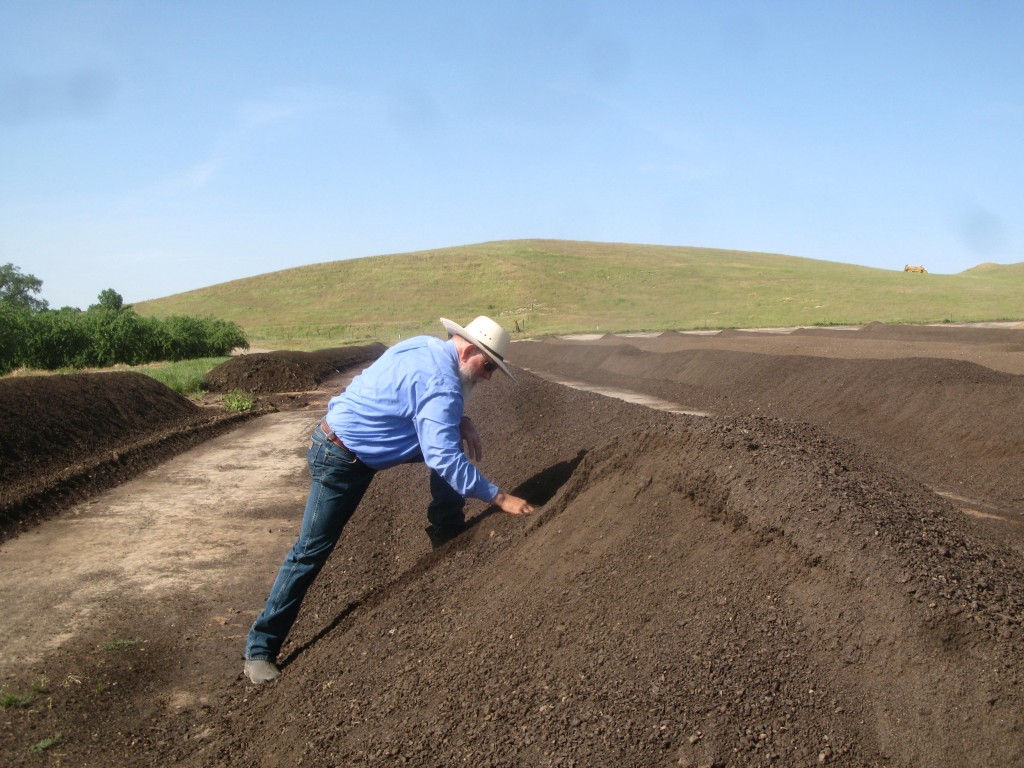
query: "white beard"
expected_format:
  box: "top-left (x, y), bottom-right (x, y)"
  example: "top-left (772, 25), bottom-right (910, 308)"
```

top-left (459, 363), bottom-right (477, 402)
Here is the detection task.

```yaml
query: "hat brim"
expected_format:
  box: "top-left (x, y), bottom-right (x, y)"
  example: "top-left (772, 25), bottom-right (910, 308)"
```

top-left (440, 318), bottom-right (513, 378)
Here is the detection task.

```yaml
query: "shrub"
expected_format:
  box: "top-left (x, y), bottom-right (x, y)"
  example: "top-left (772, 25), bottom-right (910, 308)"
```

top-left (160, 315), bottom-right (210, 361)
top-left (4, 307), bottom-right (249, 372)
top-left (18, 308), bottom-right (91, 369)
top-left (80, 308), bottom-right (156, 367)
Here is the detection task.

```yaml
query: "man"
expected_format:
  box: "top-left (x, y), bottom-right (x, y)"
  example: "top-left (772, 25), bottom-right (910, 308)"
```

top-left (244, 316), bottom-right (535, 684)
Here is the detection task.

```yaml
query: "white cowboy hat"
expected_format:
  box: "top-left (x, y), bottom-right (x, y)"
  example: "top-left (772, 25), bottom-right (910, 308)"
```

top-left (440, 316), bottom-right (513, 378)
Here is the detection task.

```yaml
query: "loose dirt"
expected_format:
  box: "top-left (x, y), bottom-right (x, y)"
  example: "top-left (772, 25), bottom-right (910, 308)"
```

top-left (1, 325), bottom-right (1022, 767)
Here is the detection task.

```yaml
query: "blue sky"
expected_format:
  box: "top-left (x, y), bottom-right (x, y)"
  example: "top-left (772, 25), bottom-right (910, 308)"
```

top-left (2, 1), bottom-right (1022, 310)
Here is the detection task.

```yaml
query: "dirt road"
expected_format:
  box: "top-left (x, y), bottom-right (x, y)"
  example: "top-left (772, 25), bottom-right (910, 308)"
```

top-left (1, 410), bottom-right (317, 669)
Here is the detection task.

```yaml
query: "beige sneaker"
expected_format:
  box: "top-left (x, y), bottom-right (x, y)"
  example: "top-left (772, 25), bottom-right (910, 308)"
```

top-left (243, 659), bottom-right (281, 683)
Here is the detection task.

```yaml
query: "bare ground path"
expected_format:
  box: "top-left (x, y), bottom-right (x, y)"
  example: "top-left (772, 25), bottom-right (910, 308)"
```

top-left (0, 410), bottom-right (319, 672)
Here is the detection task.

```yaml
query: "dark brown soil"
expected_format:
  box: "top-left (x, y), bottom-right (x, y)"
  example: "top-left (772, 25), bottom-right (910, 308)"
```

top-left (0, 372), bottom-right (252, 541)
top-left (203, 345), bottom-right (387, 395)
top-left (1, 325), bottom-right (1022, 767)
top-left (0, 345), bottom-right (385, 541)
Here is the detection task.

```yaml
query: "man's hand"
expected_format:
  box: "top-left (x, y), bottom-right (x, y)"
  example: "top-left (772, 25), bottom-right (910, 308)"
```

top-left (493, 492), bottom-right (535, 515)
top-left (460, 416), bottom-right (483, 462)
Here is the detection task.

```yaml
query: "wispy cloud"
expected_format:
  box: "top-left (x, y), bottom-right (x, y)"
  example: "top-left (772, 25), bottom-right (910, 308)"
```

top-left (238, 97), bottom-right (302, 127)
top-left (176, 157), bottom-right (227, 190)
top-left (121, 84), bottom-right (369, 207)
top-left (133, 90), bottom-right (316, 197)
top-left (118, 148), bottom-right (228, 205)
top-left (236, 84), bottom-right (352, 127)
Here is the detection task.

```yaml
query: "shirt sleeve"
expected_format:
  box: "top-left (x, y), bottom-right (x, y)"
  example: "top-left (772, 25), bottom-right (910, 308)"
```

top-left (414, 387), bottom-right (499, 503)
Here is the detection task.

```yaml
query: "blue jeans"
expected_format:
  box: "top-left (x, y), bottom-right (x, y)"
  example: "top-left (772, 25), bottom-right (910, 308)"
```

top-left (245, 422), bottom-right (465, 661)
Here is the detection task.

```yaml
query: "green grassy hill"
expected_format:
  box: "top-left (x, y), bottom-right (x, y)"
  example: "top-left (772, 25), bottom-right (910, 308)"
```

top-left (134, 239), bottom-right (1024, 349)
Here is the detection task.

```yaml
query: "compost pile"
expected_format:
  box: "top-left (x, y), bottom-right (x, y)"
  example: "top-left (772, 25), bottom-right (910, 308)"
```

top-left (204, 344), bottom-right (386, 394)
top-left (0, 345), bottom-right (385, 539)
top-left (0, 372), bottom-right (248, 538)
top-left (1, 324), bottom-right (1022, 767)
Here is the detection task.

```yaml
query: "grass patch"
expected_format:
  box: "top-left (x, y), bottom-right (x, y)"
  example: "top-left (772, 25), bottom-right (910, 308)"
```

top-left (223, 388), bottom-right (255, 412)
top-left (1, 676), bottom-right (50, 709)
top-left (30, 733), bottom-right (62, 753)
top-left (130, 356), bottom-right (230, 396)
top-left (1, 689), bottom-right (32, 709)
top-left (3, 357), bottom-right (230, 398)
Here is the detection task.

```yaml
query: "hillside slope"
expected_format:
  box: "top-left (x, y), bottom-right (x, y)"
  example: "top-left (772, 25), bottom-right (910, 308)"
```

top-left (133, 239), bottom-right (1024, 347)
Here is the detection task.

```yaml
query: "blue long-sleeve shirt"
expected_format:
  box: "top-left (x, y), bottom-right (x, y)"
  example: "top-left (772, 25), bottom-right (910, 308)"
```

top-left (324, 336), bottom-right (500, 503)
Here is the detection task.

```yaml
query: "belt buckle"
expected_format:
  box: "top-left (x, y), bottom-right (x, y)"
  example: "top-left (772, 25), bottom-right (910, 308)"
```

top-left (320, 419), bottom-right (347, 452)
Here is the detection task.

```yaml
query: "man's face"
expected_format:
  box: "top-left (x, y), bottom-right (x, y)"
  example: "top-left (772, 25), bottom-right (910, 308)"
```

top-left (459, 347), bottom-right (496, 399)
top-left (469, 347), bottom-right (497, 381)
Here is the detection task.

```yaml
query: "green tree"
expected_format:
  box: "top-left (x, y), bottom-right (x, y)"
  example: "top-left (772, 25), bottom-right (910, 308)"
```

top-left (93, 288), bottom-right (124, 311)
top-left (203, 318), bottom-right (249, 355)
top-left (0, 263), bottom-right (48, 312)
top-left (0, 303), bottom-right (29, 374)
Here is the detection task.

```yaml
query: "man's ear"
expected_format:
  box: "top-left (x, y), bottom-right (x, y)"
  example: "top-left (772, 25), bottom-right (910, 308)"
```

top-left (456, 340), bottom-right (478, 364)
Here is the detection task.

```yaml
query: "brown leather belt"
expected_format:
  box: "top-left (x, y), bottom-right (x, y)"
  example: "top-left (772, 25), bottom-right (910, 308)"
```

top-left (319, 418), bottom-right (352, 453)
